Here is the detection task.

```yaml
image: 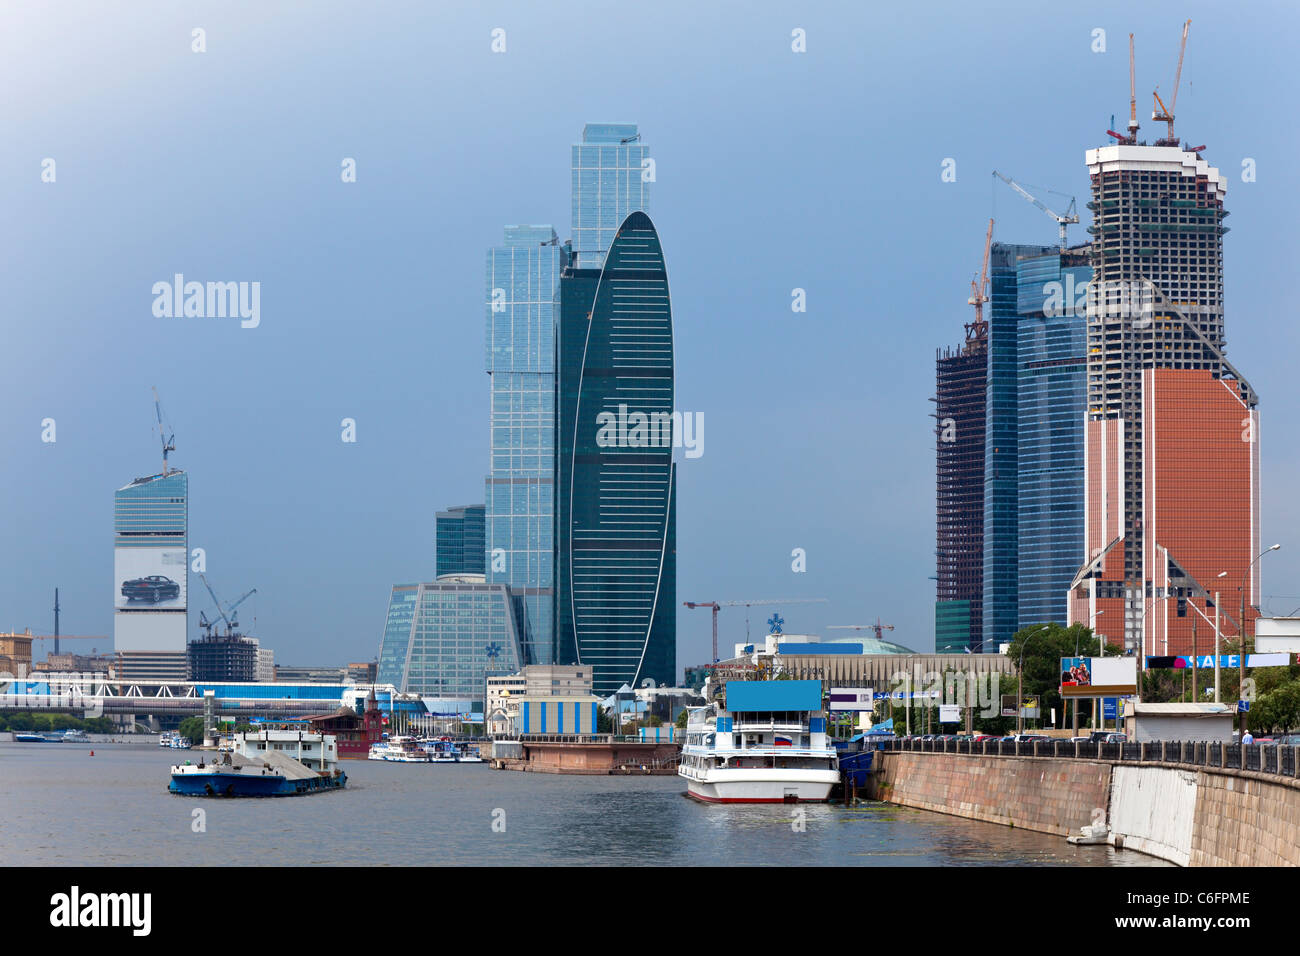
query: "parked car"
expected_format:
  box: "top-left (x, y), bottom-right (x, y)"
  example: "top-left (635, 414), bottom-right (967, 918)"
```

top-left (121, 575), bottom-right (181, 603)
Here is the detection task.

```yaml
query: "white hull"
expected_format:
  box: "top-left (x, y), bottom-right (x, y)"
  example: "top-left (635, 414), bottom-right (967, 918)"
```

top-left (680, 768), bottom-right (839, 803)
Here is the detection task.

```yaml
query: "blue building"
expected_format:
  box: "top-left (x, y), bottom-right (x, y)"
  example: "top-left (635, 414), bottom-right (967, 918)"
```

top-left (1014, 249), bottom-right (1091, 629)
top-left (982, 243), bottom-right (1054, 651)
top-left (571, 123), bottom-right (651, 268)
top-left (375, 577), bottom-right (522, 707)
top-left (484, 225), bottom-right (564, 666)
top-left (555, 211), bottom-right (676, 696)
top-left (435, 504), bottom-right (485, 577)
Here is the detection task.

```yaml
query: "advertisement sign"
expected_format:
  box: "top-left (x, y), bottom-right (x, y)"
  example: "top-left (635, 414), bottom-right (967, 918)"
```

top-left (1254, 617), bottom-right (1300, 654)
top-left (1060, 655), bottom-right (1137, 697)
top-left (1103, 697), bottom-right (1118, 720)
top-left (939, 704), bottom-right (961, 724)
top-left (1020, 696), bottom-right (1040, 719)
top-left (1146, 654), bottom-right (1291, 670)
top-left (829, 688), bottom-right (875, 711)
top-left (114, 547), bottom-right (187, 611)
top-left (1001, 694), bottom-right (1018, 718)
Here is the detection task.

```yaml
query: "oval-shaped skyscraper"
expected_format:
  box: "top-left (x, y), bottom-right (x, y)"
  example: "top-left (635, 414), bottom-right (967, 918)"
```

top-left (555, 211), bottom-right (676, 697)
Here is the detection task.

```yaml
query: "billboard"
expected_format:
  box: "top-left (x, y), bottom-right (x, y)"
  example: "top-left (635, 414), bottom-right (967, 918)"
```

top-left (939, 704), bottom-right (961, 724)
top-left (1001, 694), bottom-right (1018, 718)
top-left (115, 547), bottom-right (187, 611)
top-left (1060, 655), bottom-right (1137, 697)
top-left (829, 688), bottom-right (874, 711)
top-left (1254, 617), bottom-right (1300, 654)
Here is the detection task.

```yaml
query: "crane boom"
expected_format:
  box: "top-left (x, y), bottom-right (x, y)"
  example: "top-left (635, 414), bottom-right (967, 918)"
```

top-left (1151, 19), bottom-right (1190, 144)
top-left (152, 386), bottom-right (176, 477)
top-left (685, 597), bottom-right (829, 661)
top-left (992, 171), bottom-right (1079, 251)
top-left (199, 574), bottom-right (232, 630)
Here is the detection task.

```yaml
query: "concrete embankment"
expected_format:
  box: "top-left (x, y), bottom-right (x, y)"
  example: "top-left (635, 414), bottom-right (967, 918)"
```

top-left (869, 751), bottom-right (1300, 867)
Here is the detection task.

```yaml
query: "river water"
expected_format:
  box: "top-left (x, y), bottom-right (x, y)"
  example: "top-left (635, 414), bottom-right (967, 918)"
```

top-left (0, 741), bottom-right (1169, 866)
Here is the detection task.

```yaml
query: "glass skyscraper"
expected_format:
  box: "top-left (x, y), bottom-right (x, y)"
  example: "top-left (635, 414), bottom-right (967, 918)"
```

top-left (435, 504), bottom-right (485, 576)
top-left (982, 243), bottom-right (1053, 650)
top-left (571, 124), bottom-right (651, 268)
top-left (485, 226), bottom-right (563, 666)
top-left (376, 579), bottom-right (521, 707)
top-left (1015, 251), bottom-right (1090, 629)
top-left (555, 211), bottom-right (676, 696)
top-left (114, 469), bottom-right (189, 681)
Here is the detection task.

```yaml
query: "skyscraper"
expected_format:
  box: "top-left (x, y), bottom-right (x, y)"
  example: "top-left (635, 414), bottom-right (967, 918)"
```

top-left (555, 211), bottom-right (676, 695)
top-left (436, 504), bottom-right (485, 577)
top-left (485, 226), bottom-right (564, 666)
top-left (1069, 137), bottom-right (1259, 657)
top-left (982, 242), bottom-right (1054, 650)
top-left (935, 321), bottom-right (986, 653)
top-left (571, 124), bottom-right (651, 268)
top-left (114, 470), bottom-right (189, 682)
top-left (1015, 249), bottom-right (1091, 629)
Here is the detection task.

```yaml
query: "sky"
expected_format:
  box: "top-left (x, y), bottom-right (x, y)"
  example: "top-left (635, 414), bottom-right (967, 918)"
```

top-left (2, 0), bottom-right (1298, 671)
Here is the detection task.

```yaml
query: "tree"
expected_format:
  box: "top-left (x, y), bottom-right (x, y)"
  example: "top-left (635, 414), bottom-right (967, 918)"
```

top-left (178, 716), bottom-right (205, 743)
top-left (675, 709), bottom-right (689, 729)
top-left (1007, 622), bottom-right (1100, 728)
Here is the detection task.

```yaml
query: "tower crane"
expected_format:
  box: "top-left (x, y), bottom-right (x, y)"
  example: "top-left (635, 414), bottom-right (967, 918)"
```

top-left (152, 386), bottom-right (176, 477)
top-left (992, 171), bottom-right (1079, 251)
top-left (828, 619), bottom-right (896, 643)
top-left (966, 218), bottom-right (994, 336)
top-left (684, 597), bottom-right (829, 663)
top-left (198, 575), bottom-right (256, 637)
top-left (1152, 20), bottom-right (1190, 146)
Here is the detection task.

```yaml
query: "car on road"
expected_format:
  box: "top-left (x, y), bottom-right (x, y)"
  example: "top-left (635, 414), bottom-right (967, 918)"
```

top-left (121, 575), bottom-right (181, 603)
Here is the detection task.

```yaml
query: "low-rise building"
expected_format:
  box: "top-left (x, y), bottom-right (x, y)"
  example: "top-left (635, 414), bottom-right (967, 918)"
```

top-left (0, 630), bottom-right (34, 678)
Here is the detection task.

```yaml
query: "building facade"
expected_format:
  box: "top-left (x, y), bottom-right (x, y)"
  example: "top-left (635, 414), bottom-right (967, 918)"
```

top-left (935, 322), bottom-right (987, 652)
top-left (435, 504), bottom-right (485, 577)
top-left (1015, 249), bottom-right (1091, 630)
top-left (485, 226), bottom-right (564, 667)
top-left (114, 470), bottom-right (189, 682)
top-left (555, 211), bottom-right (676, 695)
top-left (571, 123), bottom-right (651, 268)
top-left (188, 634), bottom-right (260, 683)
top-left (1069, 142), bottom-right (1259, 657)
top-left (375, 576), bottom-right (523, 706)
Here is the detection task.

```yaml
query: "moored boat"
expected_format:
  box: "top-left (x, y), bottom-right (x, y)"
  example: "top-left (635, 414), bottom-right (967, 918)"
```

top-left (367, 736), bottom-right (432, 762)
top-left (679, 679), bottom-right (839, 804)
top-left (168, 730), bottom-right (346, 797)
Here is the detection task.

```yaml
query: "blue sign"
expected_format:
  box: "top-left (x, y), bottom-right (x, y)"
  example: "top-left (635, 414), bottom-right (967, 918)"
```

top-left (767, 613), bottom-right (785, 635)
top-left (1103, 697), bottom-right (1118, 720)
top-left (1238, 699), bottom-right (1251, 713)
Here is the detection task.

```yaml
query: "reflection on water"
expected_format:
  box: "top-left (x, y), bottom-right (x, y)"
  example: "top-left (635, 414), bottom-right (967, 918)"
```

top-left (0, 742), bottom-right (1170, 866)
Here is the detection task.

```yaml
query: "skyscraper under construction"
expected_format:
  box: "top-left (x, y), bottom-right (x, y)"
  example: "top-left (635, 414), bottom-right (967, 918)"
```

top-left (1068, 27), bottom-right (1260, 658)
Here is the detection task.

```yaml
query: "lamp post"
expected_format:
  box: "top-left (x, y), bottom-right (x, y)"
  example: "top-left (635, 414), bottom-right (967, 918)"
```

top-left (1017, 625), bottom-right (1050, 735)
top-left (1088, 609), bottom-right (1106, 730)
top-left (1239, 544), bottom-right (1281, 732)
top-left (1075, 611), bottom-right (1103, 735)
top-left (1214, 571), bottom-right (1227, 705)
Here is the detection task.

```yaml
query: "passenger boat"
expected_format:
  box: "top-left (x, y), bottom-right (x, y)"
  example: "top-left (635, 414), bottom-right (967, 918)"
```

top-left (367, 736), bottom-right (432, 763)
top-left (420, 737), bottom-right (484, 763)
top-left (168, 730), bottom-right (346, 797)
top-left (14, 732), bottom-right (55, 743)
top-left (679, 679), bottom-right (839, 803)
top-left (60, 729), bottom-right (90, 743)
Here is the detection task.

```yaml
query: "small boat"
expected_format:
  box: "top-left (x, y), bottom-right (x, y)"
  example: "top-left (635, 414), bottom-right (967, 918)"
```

top-left (14, 733), bottom-right (53, 743)
top-left (61, 729), bottom-right (91, 744)
top-left (168, 730), bottom-right (346, 797)
top-left (420, 737), bottom-right (484, 763)
top-left (367, 736), bottom-right (431, 762)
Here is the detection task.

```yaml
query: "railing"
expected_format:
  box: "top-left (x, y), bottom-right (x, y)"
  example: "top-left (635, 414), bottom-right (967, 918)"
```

top-left (877, 737), bottom-right (1300, 781)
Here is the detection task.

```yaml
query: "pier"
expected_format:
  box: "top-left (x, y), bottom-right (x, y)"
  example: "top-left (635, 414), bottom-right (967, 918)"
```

top-left (489, 734), bottom-right (680, 774)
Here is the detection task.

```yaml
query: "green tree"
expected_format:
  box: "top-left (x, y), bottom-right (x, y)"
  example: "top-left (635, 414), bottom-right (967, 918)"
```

top-left (1007, 621), bottom-right (1101, 729)
top-left (178, 716), bottom-right (205, 743)
top-left (675, 709), bottom-right (689, 729)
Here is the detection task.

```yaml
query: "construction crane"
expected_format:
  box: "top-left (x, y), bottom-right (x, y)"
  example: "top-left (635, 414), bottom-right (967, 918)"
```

top-left (828, 620), bottom-right (896, 643)
top-left (684, 597), bottom-right (829, 663)
top-left (1107, 34), bottom-right (1140, 144)
top-left (152, 386), bottom-right (176, 477)
top-left (966, 218), bottom-right (994, 334)
top-left (1152, 20), bottom-right (1190, 146)
top-left (198, 575), bottom-right (256, 637)
top-left (992, 171), bottom-right (1079, 251)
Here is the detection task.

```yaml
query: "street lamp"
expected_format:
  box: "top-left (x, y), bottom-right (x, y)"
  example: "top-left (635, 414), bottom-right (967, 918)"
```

top-left (1076, 611), bottom-right (1103, 735)
top-left (1214, 571), bottom-right (1228, 704)
top-left (1017, 624), bottom-right (1050, 734)
top-left (1238, 544), bottom-right (1281, 731)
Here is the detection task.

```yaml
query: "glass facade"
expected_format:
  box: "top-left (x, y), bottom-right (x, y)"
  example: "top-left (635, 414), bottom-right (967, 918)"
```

top-left (1015, 252), bottom-right (1090, 629)
top-left (114, 472), bottom-right (188, 544)
top-left (982, 243), bottom-right (1053, 650)
top-left (485, 226), bottom-right (563, 666)
top-left (375, 580), bottom-right (521, 706)
top-left (114, 470), bottom-right (188, 672)
top-left (435, 504), bottom-right (485, 576)
top-left (571, 124), bottom-right (650, 268)
top-left (555, 211), bottom-right (676, 696)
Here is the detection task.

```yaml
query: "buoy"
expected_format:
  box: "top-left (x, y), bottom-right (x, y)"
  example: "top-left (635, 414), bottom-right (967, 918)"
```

top-left (89, 750), bottom-right (94, 756)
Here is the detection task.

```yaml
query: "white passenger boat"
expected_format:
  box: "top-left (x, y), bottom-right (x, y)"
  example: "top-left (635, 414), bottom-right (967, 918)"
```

top-left (367, 736), bottom-right (432, 763)
top-left (679, 679), bottom-right (839, 804)
top-left (419, 737), bottom-right (484, 763)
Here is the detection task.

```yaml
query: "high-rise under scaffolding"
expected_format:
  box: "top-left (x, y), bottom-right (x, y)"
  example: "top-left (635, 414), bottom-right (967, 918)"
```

top-left (935, 320), bottom-right (987, 652)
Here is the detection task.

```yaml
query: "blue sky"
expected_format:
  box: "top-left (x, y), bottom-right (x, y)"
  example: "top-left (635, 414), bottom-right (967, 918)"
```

top-left (3, 0), bottom-right (1298, 669)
